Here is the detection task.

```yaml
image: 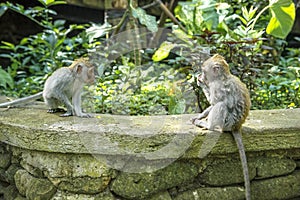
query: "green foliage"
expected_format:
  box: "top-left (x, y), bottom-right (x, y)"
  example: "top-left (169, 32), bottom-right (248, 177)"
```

top-left (0, 0), bottom-right (298, 114)
top-left (174, 0), bottom-right (228, 34)
top-left (174, 0), bottom-right (295, 39)
top-left (0, 67), bottom-right (13, 89)
top-left (91, 57), bottom-right (189, 115)
top-left (0, 2), bottom-right (91, 96)
top-left (253, 48), bottom-right (300, 109)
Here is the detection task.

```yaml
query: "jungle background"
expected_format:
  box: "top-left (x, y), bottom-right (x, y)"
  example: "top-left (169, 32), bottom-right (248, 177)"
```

top-left (0, 0), bottom-right (299, 115)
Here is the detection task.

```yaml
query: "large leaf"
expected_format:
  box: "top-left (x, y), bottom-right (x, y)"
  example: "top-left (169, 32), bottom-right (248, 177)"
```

top-left (266, 0), bottom-right (295, 39)
top-left (131, 7), bottom-right (158, 32)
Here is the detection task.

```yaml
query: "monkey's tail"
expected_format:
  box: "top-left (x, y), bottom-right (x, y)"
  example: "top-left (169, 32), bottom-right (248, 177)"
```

top-left (232, 130), bottom-right (251, 200)
top-left (0, 91), bottom-right (43, 108)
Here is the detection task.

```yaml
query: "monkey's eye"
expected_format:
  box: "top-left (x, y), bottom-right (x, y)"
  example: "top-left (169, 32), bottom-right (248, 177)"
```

top-left (213, 65), bottom-right (221, 73)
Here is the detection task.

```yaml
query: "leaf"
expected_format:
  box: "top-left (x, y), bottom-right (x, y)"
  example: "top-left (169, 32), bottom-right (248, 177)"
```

top-left (266, 0), bottom-right (296, 39)
top-left (0, 68), bottom-right (14, 89)
top-left (1, 41), bottom-right (15, 49)
top-left (0, 5), bottom-right (8, 17)
top-left (172, 29), bottom-right (193, 46)
top-left (37, 0), bottom-right (66, 7)
top-left (131, 7), bottom-right (158, 32)
top-left (86, 23), bottom-right (112, 43)
top-left (152, 41), bottom-right (177, 62)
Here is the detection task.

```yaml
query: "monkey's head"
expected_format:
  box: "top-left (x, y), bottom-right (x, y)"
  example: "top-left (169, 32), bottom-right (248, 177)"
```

top-left (70, 58), bottom-right (96, 84)
top-left (198, 54), bottom-right (230, 85)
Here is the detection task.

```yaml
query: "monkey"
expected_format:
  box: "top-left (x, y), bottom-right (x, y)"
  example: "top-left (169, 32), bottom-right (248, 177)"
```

top-left (192, 54), bottom-right (251, 200)
top-left (0, 58), bottom-right (96, 118)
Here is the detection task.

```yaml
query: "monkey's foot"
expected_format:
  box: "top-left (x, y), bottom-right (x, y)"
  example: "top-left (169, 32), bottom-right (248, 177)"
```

top-left (78, 113), bottom-right (93, 118)
top-left (191, 117), bottom-right (204, 125)
top-left (47, 108), bottom-right (66, 113)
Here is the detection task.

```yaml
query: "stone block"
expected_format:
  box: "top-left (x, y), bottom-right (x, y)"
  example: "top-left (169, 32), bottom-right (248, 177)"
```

top-left (14, 169), bottom-right (56, 200)
top-left (111, 161), bottom-right (198, 199)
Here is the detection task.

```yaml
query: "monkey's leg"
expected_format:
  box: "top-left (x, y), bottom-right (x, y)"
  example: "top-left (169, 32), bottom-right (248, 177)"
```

top-left (44, 98), bottom-right (64, 113)
top-left (56, 93), bottom-right (74, 117)
top-left (72, 88), bottom-right (91, 118)
top-left (191, 106), bottom-right (212, 124)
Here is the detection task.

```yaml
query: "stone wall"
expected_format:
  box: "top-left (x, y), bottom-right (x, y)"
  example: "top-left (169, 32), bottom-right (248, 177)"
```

top-left (0, 106), bottom-right (300, 200)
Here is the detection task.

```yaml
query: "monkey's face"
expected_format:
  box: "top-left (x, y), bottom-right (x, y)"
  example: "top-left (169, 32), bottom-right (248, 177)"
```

top-left (77, 64), bottom-right (96, 84)
top-left (196, 72), bottom-right (207, 87)
top-left (85, 67), bottom-right (96, 84)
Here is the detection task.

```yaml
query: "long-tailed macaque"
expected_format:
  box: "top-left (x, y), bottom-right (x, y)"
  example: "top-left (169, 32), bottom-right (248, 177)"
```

top-left (0, 58), bottom-right (95, 118)
top-left (192, 54), bottom-right (251, 200)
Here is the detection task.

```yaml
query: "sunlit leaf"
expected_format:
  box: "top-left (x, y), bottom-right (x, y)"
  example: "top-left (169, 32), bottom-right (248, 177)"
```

top-left (266, 0), bottom-right (296, 39)
top-left (152, 41), bottom-right (177, 62)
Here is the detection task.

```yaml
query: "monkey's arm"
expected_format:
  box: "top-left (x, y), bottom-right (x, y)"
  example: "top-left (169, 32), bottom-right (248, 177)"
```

top-left (202, 88), bottom-right (210, 103)
top-left (0, 92), bottom-right (43, 108)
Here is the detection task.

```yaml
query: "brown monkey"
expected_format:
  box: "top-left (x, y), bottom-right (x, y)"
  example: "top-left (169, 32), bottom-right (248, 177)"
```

top-left (192, 54), bottom-right (251, 200)
top-left (0, 58), bottom-right (95, 118)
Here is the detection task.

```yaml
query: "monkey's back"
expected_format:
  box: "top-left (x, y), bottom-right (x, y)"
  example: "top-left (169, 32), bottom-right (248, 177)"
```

top-left (210, 75), bottom-right (250, 131)
top-left (224, 75), bottom-right (251, 130)
top-left (43, 67), bottom-right (75, 100)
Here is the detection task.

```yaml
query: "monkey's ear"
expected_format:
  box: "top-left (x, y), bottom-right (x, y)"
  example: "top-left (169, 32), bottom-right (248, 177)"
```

top-left (75, 64), bottom-right (83, 74)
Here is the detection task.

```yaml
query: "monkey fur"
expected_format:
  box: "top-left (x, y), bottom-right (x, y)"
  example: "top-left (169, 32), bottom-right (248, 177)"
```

top-left (0, 58), bottom-right (95, 118)
top-left (192, 54), bottom-right (251, 200)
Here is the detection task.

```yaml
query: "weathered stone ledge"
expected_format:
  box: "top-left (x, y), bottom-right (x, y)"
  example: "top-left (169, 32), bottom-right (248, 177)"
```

top-left (0, 106), bottom-right (300, 199)
top-left (0, 107), bottom-right (300, 156)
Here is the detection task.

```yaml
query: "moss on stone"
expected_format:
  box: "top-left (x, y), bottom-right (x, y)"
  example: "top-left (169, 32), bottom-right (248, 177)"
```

top-left (174, 186), bottom-right (245, 200)
top-left (111, 161), bottom-right (198, 199)
top-left (254, 157), bottom-right (296, 179)
top-left (14, 169), bottom-right (56, 200)
top-left (252, 170), bottom-right (300, 200)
